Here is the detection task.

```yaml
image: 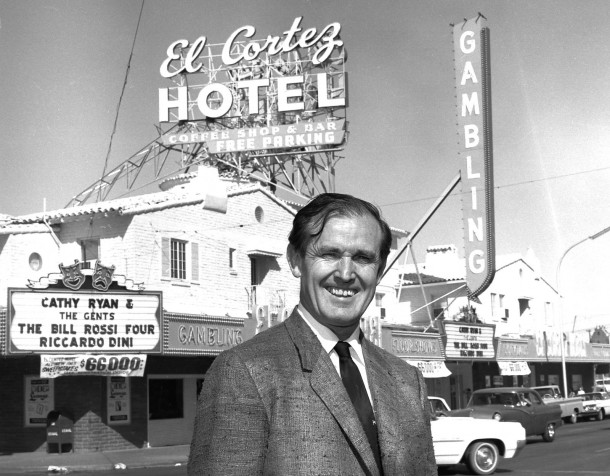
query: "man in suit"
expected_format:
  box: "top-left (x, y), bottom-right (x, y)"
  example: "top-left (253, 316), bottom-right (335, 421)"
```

top-left (188, 193), bottom-right (437, 476)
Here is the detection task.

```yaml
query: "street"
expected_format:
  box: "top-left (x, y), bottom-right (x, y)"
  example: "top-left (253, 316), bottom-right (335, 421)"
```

top-left (440, 417), bottom-right (610, 475)
top-left (0, 418), bottom-right (607, 476)
top-left (0, 464), bottom-right (187, 476)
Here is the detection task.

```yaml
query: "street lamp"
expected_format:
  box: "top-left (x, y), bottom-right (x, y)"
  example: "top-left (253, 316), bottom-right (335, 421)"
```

top-left (556, 225), bottom-right (610, 398)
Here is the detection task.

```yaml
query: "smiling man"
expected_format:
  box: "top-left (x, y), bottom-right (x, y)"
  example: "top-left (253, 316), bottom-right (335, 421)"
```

top-left (188, 193), bottom-right (437, 476)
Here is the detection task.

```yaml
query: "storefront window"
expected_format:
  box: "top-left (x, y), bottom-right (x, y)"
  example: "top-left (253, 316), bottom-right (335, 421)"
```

top-left (149, 378), bottom-right (183, 420)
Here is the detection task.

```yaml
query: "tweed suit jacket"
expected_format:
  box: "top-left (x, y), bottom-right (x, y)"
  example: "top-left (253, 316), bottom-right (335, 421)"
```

top-left (188, 310), bottom-right (437, 476)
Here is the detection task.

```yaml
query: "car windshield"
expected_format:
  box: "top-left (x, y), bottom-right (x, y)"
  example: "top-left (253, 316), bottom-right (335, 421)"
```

top-left (430, 399), bottom-right (448, 413)
top-left (536, 387), bottom-right (560, 398)
top-left (471, 392), bottom-right (518, 406)
top-left (581, 393), bottom-right (597, 401)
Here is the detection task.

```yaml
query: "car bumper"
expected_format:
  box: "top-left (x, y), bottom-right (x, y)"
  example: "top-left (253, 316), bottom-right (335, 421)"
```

top-left (506, 438), bottom-right (527, 459)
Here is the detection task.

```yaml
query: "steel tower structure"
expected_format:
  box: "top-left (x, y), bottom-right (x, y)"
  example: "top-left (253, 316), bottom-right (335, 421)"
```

top-left (67, 38), bottom-right (347, 208)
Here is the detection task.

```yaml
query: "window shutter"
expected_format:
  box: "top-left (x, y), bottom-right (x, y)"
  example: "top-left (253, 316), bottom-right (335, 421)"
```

top-left (191, 242), bottom-right (199, 281)
top-left (161, 237), bottom-right (170, 278)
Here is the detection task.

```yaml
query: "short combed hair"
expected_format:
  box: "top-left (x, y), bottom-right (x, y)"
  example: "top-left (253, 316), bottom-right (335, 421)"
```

top-left (288, 193), bottom-right (393, 265)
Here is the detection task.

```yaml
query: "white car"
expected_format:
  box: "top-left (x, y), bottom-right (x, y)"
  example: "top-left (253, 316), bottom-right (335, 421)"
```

top-left (429, 397), bottom-right (527, 475)
top-left (593, 378), bottom-right (610, 393)
top-left (581, 392), bottom-right (610, 420)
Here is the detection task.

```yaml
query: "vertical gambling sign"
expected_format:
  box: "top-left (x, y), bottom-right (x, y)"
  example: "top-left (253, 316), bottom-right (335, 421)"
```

top-left (452, 15), bottom-right (495, 299)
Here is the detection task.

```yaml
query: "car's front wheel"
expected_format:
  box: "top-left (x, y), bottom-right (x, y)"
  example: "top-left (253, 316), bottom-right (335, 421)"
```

top-left (596, 409), bottom-right (604, 421)
top-left (542, 422), bottom-right (556, 442)
top-left (465, 441), bottom-right (499, 475)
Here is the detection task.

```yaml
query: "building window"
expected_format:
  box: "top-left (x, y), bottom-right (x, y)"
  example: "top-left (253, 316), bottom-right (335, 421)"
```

top-left (229, 247), bottom-right (235, 269)
top-left (255, 206), bottom-right (265, 223)
top-left (80, 238), bottom-right (99, 260)
top-left (375, 293), bottom-right (384, 307)
top-left (171, 239), bottom-right (187, 280)
top-left (161, 237), bottom-right (199, 282)
top-left (431, 294), bottom-right (447, 319)
top-left (28, 252), bottom-right (43, 271)
top-left (80, 239), bottom-right (100, 269)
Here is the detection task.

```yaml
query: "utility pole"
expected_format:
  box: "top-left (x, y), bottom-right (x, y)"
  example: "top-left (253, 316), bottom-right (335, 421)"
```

top-left (556, 225), bottom-right (610, 398)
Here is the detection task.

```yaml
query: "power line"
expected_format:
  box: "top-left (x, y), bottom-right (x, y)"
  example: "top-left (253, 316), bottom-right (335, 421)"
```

top-left (381, 164), bottom-right (610, 208)
top-left (98, 0), bottom-right (145, 201)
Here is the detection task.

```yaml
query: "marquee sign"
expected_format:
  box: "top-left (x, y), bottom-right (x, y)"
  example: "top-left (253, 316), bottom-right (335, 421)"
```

top-left (441, 321), bottom-right (495, 359)
top-left (385, 331), bottom-right (445, 360)
top-left (158, 17), bottom-right (347, 154)
top-left (496, 337), bottom-right (534, 360)
top-left (7, 260), bottom-right (162, 354)
top-left (452, 14), bottom-right (495, 298)
top-left (9, 290), bottom-right (161, 354)
top-left (164, 313), bottom-right (246, 356)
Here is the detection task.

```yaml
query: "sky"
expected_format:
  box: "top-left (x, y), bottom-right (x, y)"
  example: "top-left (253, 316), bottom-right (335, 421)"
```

top-left (1, 0), bottom-right (609, 330)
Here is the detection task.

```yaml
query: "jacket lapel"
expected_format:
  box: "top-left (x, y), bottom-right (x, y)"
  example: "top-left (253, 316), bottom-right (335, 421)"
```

top-left (363, 340), bottom-right (401, 465)
top-left (284, 311), bottom-right (380, 476)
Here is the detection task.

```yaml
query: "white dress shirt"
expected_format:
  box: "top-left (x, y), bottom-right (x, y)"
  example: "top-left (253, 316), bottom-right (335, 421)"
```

top-left (297, 304), bottom-right (375, 407)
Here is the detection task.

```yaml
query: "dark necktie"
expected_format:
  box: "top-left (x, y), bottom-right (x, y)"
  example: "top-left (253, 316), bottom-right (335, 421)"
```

top-left (334, 341), bottom-right (382, 472)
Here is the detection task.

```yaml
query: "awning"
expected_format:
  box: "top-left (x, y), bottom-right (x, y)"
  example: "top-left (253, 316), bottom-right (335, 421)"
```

top-left (498, 361), bottom-right (531, 376)
top-left (243, 237), bottom-right (286, 258)
top-left (406, 360), bottom-right (452, 378)
top-left (246, 249), bottom-right (283, 258)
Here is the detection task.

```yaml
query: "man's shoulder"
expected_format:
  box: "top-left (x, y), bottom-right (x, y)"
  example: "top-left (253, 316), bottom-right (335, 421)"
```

top-left (215, 320), bottom-right (294, 364)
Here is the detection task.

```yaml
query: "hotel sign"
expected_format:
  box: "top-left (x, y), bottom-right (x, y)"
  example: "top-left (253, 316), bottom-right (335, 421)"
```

top-left (158, 17), bottom-right (347, 154)
top-left (452, 14), bottom-right (495, 298)
top-left (162, 119), bottom-right (345, 152)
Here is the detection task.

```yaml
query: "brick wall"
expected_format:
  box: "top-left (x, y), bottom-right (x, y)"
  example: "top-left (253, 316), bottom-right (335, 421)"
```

top-left (0, 357), bottom-right (148, 453)
top-left (115, 188), bottom-right (300, 317)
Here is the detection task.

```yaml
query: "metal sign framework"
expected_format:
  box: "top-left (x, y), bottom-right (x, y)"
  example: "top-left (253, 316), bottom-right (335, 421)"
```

top-left (67, 39), bottom-right (347, 208)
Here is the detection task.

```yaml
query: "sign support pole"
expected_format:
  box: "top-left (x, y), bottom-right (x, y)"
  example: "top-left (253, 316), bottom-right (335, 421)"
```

top-left (381, 173), bottom-right (461, 279)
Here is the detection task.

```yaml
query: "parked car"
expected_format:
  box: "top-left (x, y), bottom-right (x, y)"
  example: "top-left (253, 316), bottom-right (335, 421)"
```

top-left (429, 397), bottom-right (526, 475)
top-left (449, 387), bottom-right (563, 442)
top-left (531, 385), bottom-right (584, 424)
top-left (593, 378), bottom-right (610, 393)
top-left (580, 392), bottom-right (610, 420)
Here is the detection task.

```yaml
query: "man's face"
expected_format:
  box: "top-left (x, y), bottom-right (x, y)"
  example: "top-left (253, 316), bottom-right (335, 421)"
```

top-left (288, 214), bottom-right (384, 338)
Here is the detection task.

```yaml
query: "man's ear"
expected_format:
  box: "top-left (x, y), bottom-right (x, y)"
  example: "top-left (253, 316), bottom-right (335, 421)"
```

top-left (286, 244), bottom-right (302, 278)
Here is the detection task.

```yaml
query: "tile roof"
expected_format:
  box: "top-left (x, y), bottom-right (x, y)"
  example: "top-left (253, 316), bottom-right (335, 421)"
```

top-left (3, 181), bottom-right (294, 227)
top-left (400, 272), bottom-right (465, 285)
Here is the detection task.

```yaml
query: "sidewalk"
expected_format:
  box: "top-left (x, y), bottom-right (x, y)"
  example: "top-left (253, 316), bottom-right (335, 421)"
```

top-left (0, 444), bottom-right (190, 474)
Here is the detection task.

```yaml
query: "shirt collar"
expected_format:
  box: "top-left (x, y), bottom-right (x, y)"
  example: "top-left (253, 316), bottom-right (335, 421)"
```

top-left (297, 304), bottom-right (365, 363)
